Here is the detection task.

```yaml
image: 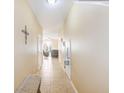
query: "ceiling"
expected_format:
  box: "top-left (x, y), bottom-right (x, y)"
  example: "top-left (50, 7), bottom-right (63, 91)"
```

top-left (28, 0), bottom-right (108, 38)
top-left (28, 0), bottom-right (73, 38)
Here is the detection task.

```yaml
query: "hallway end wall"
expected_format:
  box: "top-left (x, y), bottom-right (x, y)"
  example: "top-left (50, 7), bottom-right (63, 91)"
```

top-left (14, 0), bottom-right (42, 90)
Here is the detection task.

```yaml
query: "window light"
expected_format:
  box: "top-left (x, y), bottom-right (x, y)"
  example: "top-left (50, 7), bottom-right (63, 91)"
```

top-left (48, 0), bottom-right (56, 5)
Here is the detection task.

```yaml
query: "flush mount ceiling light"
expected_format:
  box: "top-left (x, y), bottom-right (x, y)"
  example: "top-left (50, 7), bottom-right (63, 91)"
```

top-left (48, 0), bottom-right (56, 5)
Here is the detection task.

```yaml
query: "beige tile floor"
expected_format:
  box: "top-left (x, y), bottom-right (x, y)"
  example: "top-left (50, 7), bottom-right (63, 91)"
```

top-left (40, 57), bottom-right (75, 93)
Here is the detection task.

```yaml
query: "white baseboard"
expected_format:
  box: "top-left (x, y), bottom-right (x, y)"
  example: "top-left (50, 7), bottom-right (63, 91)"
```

top-left (70, 80), bottom-right (79, 93)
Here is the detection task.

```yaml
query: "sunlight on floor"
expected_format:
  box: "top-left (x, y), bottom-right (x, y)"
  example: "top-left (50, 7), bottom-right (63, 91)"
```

top-left (40, 56), bottom-right (75, 93)
top-left (41, 57), bottom-right (53, 80)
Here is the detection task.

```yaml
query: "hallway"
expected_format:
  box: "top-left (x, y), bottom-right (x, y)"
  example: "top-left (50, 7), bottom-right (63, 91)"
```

top-left (14, 0), bottom-right (109, 93)
top-left (40, 57), bottom-right (75, 93)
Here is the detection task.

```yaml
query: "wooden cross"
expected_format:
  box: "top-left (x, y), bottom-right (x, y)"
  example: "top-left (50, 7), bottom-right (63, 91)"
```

top-left (21, 25), bottom-right (29, 44)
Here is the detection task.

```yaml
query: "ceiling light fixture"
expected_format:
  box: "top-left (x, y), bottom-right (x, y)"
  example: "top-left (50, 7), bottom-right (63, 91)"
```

top-left (48, 0), bottom-right (56, 5)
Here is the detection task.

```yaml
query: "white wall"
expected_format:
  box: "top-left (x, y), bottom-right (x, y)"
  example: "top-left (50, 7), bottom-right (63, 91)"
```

top-left (51, 39), bottom-right (58, 49)
top-left (14, 0), bottom-right (42, 90)
top-left (62, 2), bottom-right (109, 93)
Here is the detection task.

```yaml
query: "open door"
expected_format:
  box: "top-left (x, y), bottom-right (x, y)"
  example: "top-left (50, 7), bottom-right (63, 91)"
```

top-left (63, 40), bottom-right (71, 79)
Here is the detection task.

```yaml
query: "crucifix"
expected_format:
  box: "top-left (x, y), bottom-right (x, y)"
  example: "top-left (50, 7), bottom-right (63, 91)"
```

top-left (21, 25), bottom-right (29, 44)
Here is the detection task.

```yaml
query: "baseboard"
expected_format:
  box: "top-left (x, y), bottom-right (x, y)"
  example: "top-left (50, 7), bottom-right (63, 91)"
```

top-left (60, 64), bottom-right (78, 93)
top-left (70, 80), bottom-right (79, 93)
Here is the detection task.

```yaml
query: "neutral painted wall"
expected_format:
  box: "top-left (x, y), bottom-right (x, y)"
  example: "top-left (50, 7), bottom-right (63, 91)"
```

top-left (61, 2), bottom-right (109, 93)
top-left (51, 39), bottom-right (58, 49)
top-left (14, 0), bottom-right (42, 90)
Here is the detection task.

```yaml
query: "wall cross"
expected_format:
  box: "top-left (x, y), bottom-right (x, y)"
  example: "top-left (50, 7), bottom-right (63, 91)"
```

top-left (21, 25), bottom-right (29, 44)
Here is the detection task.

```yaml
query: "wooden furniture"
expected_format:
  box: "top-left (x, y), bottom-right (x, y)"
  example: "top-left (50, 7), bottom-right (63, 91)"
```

top-left (51, 49), bottom-right (58, 58)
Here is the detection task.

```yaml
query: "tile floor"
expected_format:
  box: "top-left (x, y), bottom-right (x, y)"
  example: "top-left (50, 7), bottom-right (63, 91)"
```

top-left (40, 57), bottom-right (75, 93)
